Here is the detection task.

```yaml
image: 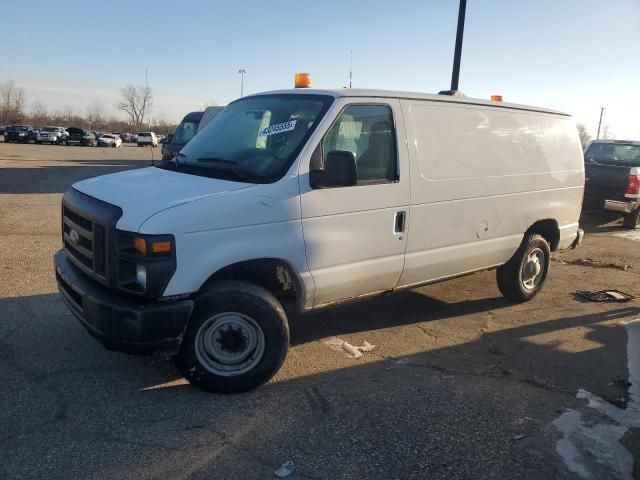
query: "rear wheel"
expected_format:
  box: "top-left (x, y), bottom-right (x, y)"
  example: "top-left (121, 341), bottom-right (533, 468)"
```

top-left (175, 280), bottom-right (289, 393)
top-left (497, 233), bottom-right (550, 303)
top-left (622, 208), bottom-right (640, 229)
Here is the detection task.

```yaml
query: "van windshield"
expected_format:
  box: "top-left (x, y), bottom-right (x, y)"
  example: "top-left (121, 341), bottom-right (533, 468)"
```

top-left (585, 143), bottom-right (640, 166)
top-left (172, 120), bottom-right (199, 145)
top-left (169, 94), bottom-right (333, 183)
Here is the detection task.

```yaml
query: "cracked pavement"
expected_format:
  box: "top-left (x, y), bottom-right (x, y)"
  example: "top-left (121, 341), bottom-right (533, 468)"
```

top-left (1, 142), bottom-right (639, 479)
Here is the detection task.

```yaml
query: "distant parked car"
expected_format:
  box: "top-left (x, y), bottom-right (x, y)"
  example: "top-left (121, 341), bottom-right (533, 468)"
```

top-left (36, 126), bottom-right (68, 145)
top-left (119, 133), bottom-right (132, 143)
top-left (4, 125), bottom-right (36, 143)
top-left (66, 127), bottom-right (96, 146)
top-left (0, 126), bottom-right (6, 135)
top-left (130, 134), bottom-right (138, 143)
top-left (97, 134), bottom-right (123, 148)
top-left (136, 132), bottom-right (158, 147)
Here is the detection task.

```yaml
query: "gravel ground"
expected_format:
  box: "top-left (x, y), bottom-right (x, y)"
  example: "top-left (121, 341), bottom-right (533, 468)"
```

top-left (1, 141), bottom-right (639, 479)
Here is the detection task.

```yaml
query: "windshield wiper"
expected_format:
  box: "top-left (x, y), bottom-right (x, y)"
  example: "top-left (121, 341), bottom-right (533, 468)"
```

top-left (195, 157), bottom-right (258, 181)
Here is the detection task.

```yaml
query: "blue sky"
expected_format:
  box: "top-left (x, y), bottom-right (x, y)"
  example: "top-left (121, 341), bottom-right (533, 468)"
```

top-left (2, 0), bottom-right (639, 137)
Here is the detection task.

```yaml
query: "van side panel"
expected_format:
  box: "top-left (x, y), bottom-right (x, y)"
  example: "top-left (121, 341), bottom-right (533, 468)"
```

top-left (398, 100), bottom-right (584, 288)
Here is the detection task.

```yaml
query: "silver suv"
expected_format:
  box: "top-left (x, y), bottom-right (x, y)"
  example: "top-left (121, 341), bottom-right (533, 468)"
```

top-left (36, 126), bottom-right (68, 145)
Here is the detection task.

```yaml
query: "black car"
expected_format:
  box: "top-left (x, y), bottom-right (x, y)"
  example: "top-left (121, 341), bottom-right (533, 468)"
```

top-left (583, 139), bottom-right (640, 229)
top-left (66, 127), bottom-right (97, 146)
top-left (161, 111), bottom-right (204, 162)
top-left (4, 125), bottom-right (36, 143)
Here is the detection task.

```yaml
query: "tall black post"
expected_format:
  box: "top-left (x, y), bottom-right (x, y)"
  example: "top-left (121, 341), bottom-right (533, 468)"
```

top-left (596, 107), bottom-right (605, 139)
top-left (450, 0), bottom-right (467, 92)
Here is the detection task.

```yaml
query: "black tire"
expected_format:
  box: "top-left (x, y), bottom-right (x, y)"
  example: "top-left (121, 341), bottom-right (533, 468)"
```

top-left (175, 280), bottom-right (289, 393)
top-left (35, 140), bottom-right (41, 145)
top-left (622, 208), bottom-right (640, 229)
top-left (496, 233), bottom-right (550, 303)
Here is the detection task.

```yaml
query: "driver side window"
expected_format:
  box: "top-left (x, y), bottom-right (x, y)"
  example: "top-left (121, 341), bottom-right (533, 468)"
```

top-left (321, 104), bottom-right (398, 185)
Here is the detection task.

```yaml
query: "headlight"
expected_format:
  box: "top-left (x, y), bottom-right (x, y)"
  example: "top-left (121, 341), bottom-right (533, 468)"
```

top-left (116, 231), bottom-right (176, 297)
top-left (135, 264), bottom-right (147, 288)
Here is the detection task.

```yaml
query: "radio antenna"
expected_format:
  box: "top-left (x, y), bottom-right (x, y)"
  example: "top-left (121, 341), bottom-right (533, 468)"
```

top-left (349, 50), bottom-right (353, 88)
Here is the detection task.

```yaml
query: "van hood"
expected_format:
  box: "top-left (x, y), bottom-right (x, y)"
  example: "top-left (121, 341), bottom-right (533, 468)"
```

top-left (72, 166), bottom-right (253, 232)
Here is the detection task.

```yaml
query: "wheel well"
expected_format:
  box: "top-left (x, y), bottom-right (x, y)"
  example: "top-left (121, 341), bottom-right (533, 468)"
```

top-left (200, 259), bottom-right (301, 309)
top-left (527, 219), bottom-right (560, 251)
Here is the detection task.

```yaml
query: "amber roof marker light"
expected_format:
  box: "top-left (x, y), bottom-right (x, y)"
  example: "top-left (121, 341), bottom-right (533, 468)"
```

top-left (294, 73), bottom-right (311, 88)
top-left (491, 95), bottom-right (503, 102)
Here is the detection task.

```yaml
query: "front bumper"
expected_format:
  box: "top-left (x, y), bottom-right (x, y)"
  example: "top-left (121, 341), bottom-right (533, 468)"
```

top-left (604, 199), bottom-right (639, 214)
top-left (54, 250), bottom-right (194, 355)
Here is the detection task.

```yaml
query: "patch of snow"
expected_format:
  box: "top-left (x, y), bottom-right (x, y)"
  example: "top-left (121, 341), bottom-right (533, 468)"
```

top-left (553, 318), bottom-right (640, 479)
top-left (613, 230), bottom-right (640, 242)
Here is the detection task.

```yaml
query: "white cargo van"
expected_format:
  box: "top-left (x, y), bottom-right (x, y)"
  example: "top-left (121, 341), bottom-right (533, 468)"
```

top-left (54, 88), bottom-right (585, 393)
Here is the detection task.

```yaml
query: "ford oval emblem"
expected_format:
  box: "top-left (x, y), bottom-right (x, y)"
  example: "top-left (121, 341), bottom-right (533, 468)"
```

top-left (69, 229), bottom-right (80, 245)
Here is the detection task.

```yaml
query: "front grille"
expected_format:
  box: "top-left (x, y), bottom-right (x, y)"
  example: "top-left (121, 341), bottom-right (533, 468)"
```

top-left (63, 204), bottom-right (108, 282)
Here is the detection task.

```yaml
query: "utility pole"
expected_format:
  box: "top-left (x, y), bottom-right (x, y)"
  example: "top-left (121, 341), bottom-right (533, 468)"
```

top-left (238, 68), bottom-right (246, 97)
top-left (450, 0), bottom-right (467, 92)
top-left (596, 107), bottom-right (605, 139)
top-left (146, 67), bottom-right (151, 131)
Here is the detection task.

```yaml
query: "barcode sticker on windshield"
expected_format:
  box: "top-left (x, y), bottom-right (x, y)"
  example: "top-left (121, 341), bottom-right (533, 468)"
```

top-left (258, 120), bottom-right (296, 137)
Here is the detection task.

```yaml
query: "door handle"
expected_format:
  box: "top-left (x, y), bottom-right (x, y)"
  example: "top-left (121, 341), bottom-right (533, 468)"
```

top-left (394, 211), bottom-right (406, 234)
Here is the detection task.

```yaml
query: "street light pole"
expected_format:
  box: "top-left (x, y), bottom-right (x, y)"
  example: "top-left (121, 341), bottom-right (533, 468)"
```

top-left (596, 107), bottom-right (605, 139)
top-left (238, 68), bottom-right (246, 97)
top-left (450, 0), bottom-right (467, 92)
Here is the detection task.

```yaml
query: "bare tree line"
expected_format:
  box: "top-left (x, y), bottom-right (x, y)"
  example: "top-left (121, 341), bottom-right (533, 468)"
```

top-left (0, 79), bottom-right (175, 134)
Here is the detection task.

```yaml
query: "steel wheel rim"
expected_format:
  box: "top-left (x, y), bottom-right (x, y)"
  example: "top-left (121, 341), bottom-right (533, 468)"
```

top-left (521, 247), bottom-right (545, 290)
top-left (195, 312), bottom-right (265, 377)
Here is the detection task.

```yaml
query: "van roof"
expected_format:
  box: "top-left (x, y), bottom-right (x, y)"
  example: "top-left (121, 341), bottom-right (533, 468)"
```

top-left (247, 88), bottom-right (570, 117)
top-left (589, 139), bottom-right (640, 145)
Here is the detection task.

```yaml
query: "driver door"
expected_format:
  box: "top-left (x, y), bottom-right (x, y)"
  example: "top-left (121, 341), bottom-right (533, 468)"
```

top-left (299, 99), bottom-right (410, 307)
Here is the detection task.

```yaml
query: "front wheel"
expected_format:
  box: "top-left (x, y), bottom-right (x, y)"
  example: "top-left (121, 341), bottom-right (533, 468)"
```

top-left (622, 208), bottom-right (640, 230)
top-left (175, 280), bottom-right (289, 393)
top-left (496, 233), bottom-right (550, 303)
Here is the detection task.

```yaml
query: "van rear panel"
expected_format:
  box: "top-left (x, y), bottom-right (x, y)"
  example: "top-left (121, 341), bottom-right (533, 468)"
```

top-left (397, 100), bottom-right (584, 287)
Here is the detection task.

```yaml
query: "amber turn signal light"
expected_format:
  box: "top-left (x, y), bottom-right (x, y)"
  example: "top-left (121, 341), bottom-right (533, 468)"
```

top-left (151, 241), bottom-right (172, 254)
top-left (133, 236), bottom-right (146, 255)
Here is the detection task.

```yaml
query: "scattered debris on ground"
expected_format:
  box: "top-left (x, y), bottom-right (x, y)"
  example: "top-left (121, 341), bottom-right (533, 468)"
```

top-left (324, 337), bottom-right (376, 358)
top-left (575, 290), bottom-right (635, 303)
top-left (275, 461), bottom-right (295, 478)
top-left (554, 257), bottom-right (632, 271)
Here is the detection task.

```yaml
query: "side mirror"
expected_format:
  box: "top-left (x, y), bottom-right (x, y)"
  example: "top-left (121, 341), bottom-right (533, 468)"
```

top-left (167, 133), bottom-right (174, 143)
top-left (310, 150), bottom-right (357, 189)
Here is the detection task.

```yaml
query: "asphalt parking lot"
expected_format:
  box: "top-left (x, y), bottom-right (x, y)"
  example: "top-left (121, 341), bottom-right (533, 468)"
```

top-left (1, 141), bottom-right (639, 479)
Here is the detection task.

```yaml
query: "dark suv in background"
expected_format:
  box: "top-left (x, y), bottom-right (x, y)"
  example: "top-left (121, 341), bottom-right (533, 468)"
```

top-left (66, 127), bottom-right (97, 146)
top-left (4, 125), bottom-right (36, 143)
top-left (583, 139), bottom-right (640, 229)
top-left (161, 111), bottom-right (204, 162)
